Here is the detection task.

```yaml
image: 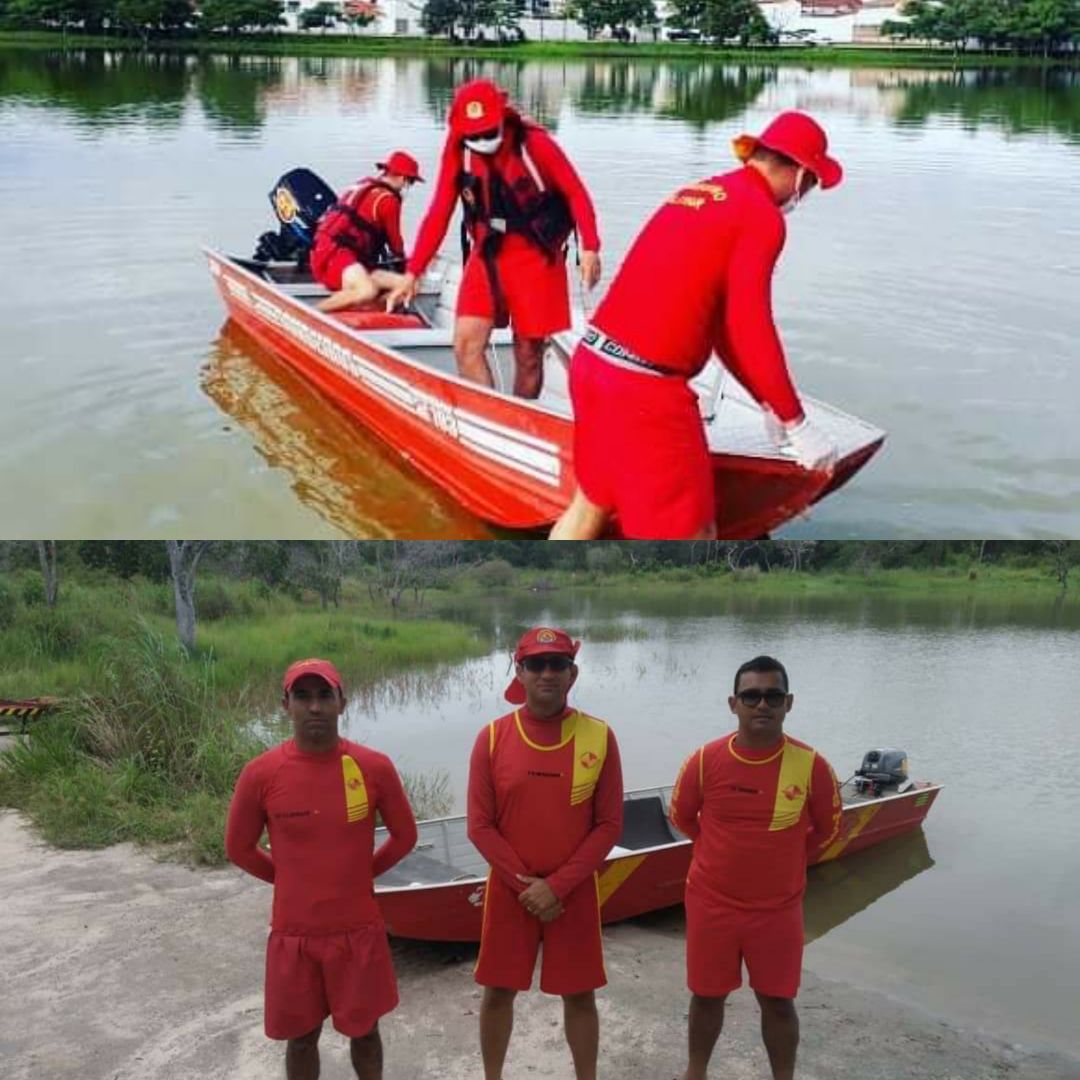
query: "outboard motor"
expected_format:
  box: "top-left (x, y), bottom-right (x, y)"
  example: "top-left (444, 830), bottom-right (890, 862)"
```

top-left (253, 168), bottom-right (337, 269)
top-left (853, 748), bottom-right (914, 797)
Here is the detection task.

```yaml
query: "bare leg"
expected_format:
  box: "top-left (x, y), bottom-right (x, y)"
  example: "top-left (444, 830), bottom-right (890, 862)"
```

top-left (285, 1024), bottom-right (322, 1080)
top-left (681, 993), bottom-right (726, 1080)
top-left (454, 315), bottom-right (496, 389)
top-left (550, 488), bottom-right (610, 540)
top-left (318, 264), bottom-right (380, 313)
top-left (349, 1023), bottom-right (383, 1080)
top-left (479, 986), bottom-right (517, 1080)
top-left (512, 335), bottom-right (547, 399)
top-left (563, 991), bottom-right (599, 1080)
top-left (755, 992), bottom-right (798, 1080)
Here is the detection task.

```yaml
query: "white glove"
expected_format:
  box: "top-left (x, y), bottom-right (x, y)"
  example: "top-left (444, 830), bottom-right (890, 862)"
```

top-left (774, 416), bottom-right (837, 473)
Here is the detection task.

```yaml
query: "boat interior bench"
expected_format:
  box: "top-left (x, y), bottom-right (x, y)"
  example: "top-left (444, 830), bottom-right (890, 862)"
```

top-left (616, 795), bottom-right (679, 852)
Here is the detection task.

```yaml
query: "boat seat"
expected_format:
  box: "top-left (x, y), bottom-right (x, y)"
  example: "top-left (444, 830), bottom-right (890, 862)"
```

top-left (332, 309), bottom-right (427, 331)
top-left (618, 795), bottom-right (678, 851)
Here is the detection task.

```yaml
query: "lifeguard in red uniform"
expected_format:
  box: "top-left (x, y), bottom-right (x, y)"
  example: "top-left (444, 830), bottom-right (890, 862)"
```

top-left (467, 627), bottom-right (623, 1080)
top-left (311, 150), bottom-right (424, 313)
top-left (386, 79), bottom-right (602, 399)
top-left (669, 655), bottom-right (842, 1080)
top-left (550, 111), bottom-right (844, 541)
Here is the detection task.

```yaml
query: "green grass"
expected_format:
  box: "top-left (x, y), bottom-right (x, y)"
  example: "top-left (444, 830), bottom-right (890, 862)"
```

top-left (446, 562), bottom-right (1077, 598)
top-left (0, 574), bottom-right (482, 860)
top-left (1, 30), bottom-right (1074, 68)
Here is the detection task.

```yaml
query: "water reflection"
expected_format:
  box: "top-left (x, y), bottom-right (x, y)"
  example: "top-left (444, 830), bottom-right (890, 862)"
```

top-left (804, 829), bottom-right (935, 944)
top-left (2, 47), bottom-right (1076, 144)
top-left (0, 48), bottom-right (189, 128)
top-left (890, 67), bottom-right (1080, 143)
top-left (202, 323), bottom-right (495, 538)
top-left (438, 586), bottom-right (1080, 641)
top-left (194, 54), bottom-right (284, 134)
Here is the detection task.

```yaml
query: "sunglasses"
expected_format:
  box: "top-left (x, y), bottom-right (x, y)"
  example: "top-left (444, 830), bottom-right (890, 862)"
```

top-left (520, 654), bottom-right (574, 674)
top-left (735, 688), bottom-right (788, 708)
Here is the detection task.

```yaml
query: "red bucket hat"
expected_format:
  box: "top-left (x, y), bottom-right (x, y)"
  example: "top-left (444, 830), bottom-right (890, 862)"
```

top-left (376, 150), bottom-right (424, 182)
top-left (504, 627), bottom-right (580, 705)
top-left (449, 78), bottom-right (508, 139)
top-left (283, 658), bottom-right (344, 695)
top-left (732, 111), bottom-right (843, 190)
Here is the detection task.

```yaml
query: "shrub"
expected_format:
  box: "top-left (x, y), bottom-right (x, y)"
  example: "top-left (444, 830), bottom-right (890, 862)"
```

top-left (473, 559), bottom-right (515, 588)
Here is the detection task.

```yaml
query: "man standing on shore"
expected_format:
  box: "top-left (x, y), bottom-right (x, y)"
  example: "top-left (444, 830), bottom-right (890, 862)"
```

top-left (467, 627), bottom-right (623, 1080)
top-left (669, 655), bottom-right (841, 1080)
top-left (226, 658), bottom-right (417, 1080)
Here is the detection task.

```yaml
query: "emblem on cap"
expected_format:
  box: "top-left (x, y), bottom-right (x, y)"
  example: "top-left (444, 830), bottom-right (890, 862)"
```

top-left (536, 629), bottom-right (557, 643)
top-left (465, 100), bottom-right (485, 119)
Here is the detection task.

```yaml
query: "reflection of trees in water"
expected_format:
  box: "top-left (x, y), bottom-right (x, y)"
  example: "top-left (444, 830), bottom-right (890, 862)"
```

top-left (893, 68), bottom-right (1079, 143)
top-left (195, 54), bottom-right (284, 134)
top-left (0, 47), bottom-right (189, 129)
top-left (658, 63), bottom-right (771, 129)
top-left (422, 58), bottom-right (565, 130)
top-left (575, 61), bottom-right (661, 116)
top-left (419, 58), bottom-right (770, 130)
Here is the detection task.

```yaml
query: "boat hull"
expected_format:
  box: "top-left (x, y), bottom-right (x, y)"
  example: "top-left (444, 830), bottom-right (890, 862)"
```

top-left (206, 251), bottom-right (881, 536)
top-left (374, 784), bottom-right (941, 942)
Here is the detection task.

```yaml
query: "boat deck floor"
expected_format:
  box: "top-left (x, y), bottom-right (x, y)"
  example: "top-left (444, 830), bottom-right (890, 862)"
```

top-left (236, 257), bottom-right (882, 463)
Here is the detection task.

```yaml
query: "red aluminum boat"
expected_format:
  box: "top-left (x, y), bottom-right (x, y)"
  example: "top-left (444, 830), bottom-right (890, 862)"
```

top-left (373, 767), bottom-right (942, 942)
top-left (205, 250), bottom-right (884, 537)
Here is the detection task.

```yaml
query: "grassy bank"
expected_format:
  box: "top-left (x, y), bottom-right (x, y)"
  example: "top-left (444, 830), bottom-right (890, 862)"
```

top-left (2, 30), bottom-right (1074, 68)
top-left (450, 562), bottom-right (1079, 598)
top-left (0, 572), bottom-right (481, 701)
top-left (0, 573), bottom-right (481, 861)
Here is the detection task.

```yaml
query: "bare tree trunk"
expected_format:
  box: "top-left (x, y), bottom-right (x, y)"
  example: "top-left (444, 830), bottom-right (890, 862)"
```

top-left (35, 540), bottom-right (59, 607)
top-left (166, 541), bottom-right (211, 650)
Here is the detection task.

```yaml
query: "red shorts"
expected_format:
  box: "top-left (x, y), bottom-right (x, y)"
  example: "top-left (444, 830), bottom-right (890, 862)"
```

top-left (569, 345), bottom-right (715, 539)
top-left (264, 926), bottom-right (399, 1039)
top-left (311, 245), bottom-right (370, 292)
top-left (685, 887), bottom-right (804, 999)
top-left (457, 237), bottom-right (570, 338)
top-left (474, 873), bottom-right (606, 995)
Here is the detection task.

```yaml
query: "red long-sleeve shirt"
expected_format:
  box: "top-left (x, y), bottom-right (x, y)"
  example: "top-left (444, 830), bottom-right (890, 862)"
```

top-left (670, 732), bottom-right (841, 910)
top-left (407, 115), bottom-right (601, 278)
top-left (467, 705), bottom-right (623, 902)
top-left (591, 165), bottom-right (803, 422)
top-left (225, 737), bottom-right (417, 934)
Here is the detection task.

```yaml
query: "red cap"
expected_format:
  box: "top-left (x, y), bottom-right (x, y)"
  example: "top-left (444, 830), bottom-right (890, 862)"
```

top-left (733, 111), bottom-right (843, 190)
top-left (376, 150), bottom-right (424, 182)
top-left (449, 79), bottom-right (508, 139)
top-left (283, 658), bottom-right (343, 695)
top-left (504, 627), bottom-right (580, 705)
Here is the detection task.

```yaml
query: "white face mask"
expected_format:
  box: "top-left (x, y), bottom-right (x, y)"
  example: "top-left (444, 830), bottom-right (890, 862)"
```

top-left (780, 167), bottom-right (810, 216)
top-left (464, 131), bottom-right (504, 155)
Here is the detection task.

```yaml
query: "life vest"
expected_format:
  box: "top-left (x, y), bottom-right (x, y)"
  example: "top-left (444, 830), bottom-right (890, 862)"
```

top-left (456, 114), bottom-right (575, 264)
top-left (314, 178), bottom-right (401, 270)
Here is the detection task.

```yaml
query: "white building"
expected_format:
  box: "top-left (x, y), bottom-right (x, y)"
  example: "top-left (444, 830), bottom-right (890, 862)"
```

top-left (278, 0), bottom-right (908, 43)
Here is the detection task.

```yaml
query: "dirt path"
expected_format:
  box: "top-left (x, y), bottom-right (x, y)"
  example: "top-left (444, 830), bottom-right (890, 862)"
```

top-left (0, 809), bottom-right (1074, 1080)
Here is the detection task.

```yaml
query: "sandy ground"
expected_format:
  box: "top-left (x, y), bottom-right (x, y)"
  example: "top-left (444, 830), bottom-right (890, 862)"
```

top-left (1, 808), bottom-right (1075, 1080)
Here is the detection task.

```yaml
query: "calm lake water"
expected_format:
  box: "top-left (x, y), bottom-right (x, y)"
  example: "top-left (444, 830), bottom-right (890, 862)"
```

top-left (327, 590), bottom-right (1080, 1058)
top-left (1, 48), bottom-right (1078, 537)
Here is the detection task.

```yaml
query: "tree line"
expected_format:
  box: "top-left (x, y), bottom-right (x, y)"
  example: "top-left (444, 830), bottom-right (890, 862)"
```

top-left (882, 0), bottom-right (1079, 55)
top-left (1, 540), bottom-right (1077, 655)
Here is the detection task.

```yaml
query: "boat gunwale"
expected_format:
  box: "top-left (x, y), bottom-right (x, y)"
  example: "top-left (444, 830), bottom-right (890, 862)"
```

top-left (206, 247), bottom-right (885, 470)
top-left (205, 246), bottom-right (576, 423)
top-left (373, 782), bottom-right (944, 896)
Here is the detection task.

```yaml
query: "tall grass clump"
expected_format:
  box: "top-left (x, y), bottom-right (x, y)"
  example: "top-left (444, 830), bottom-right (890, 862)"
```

top-left (0, 622), bottom-right (264, 860)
